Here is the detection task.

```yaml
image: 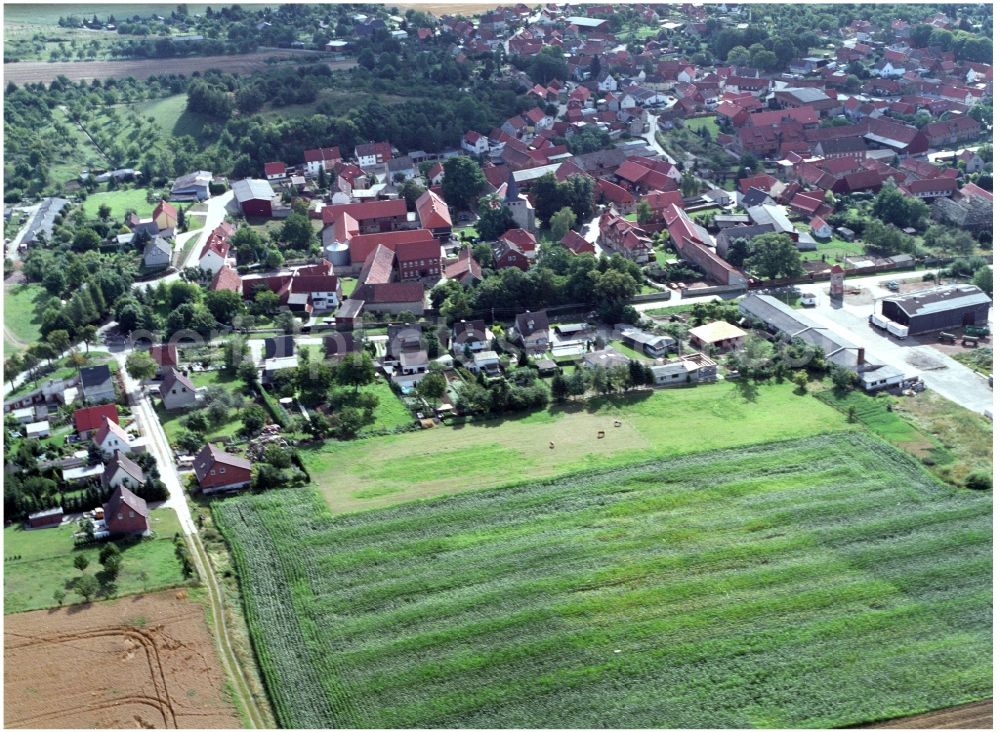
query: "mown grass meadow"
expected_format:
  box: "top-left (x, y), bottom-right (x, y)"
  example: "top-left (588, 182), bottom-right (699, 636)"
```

top-left (214, 433), bottom-right (991, 728)
top-left (300, 380), bottom-right (850, 514)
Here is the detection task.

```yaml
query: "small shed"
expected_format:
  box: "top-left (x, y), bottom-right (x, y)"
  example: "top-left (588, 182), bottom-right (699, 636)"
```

top-left (25, 420), bottom-right (51, 439)
top-left (28, 506), bottom-right (63, 529)
top-left (861, 365), bottom-right (905, 392)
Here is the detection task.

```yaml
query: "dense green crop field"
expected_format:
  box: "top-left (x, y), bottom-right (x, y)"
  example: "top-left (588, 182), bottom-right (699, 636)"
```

top-left (214, 433), bottom-right (992, 728)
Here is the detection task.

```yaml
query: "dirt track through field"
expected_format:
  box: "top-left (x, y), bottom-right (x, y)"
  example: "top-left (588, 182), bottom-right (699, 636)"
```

top-left (4, 590), bottom-right (240, 729)
top-left (861, 700), bottom-right (992, 729)
top-left (3, 51), bottom-right (356, 84)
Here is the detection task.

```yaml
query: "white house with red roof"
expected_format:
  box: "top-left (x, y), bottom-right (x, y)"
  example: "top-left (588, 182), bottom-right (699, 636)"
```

top-left (810, 216), bottom-right (833, 239)
top-left (94, 416), bottom-right (134, 457)
top-left (461, 130), bottom-right (489, 156)
top-left (264, 161), bottom-right (287, 181)
top-left (303, 147), bottom-right (341, 176)
top-left (199, 235), bottom-right (231, 275)
top-left (426, 161), bottom-right (445, 185)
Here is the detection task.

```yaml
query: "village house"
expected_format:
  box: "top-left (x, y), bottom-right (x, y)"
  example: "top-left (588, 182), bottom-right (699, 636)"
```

top-left (160, 368), bottom-right (199, 411)
top-left (73, 403), bottom-right (119, 438)
top-left (143, 235), bottom-right (172, 270)
top-left (193, 443), bottom-right (253, 493)
top-left (355, 141), bottom-right (393, 167)
top-left (102, 450), bottom-right (146, 491)
top-left (597, 208), bottom-right (652, 263)
top-left (452, 319), bottom-right (491, 355)
top-left (94, 416), bottom-right (133, 458)
top-left (103, 485), bottom-right (150, 536)
top-left (80, 364), bottom-right (115, 404)
top-left (514, 310), bottom-right (550, 353)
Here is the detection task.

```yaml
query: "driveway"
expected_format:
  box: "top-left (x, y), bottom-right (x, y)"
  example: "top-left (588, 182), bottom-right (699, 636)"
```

top-left (796, 274), bottom-right (993, 414)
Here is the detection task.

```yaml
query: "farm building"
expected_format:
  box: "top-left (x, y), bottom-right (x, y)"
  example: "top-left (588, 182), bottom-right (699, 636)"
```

top-left (193, 444), bottom-right (253, 493)
top-left (880, 284), bottom-right (991, 336)
top-left (232, 178), bottom-right (276, 218)
top-left (27, 506), bottom-right (63, 529)
top-left (740, 294), bottom-right (866, 371)
top-left (620, 327), bottom-right (675, 358)
top-left (103, 485), bottom-right (150, 536)
top-left (688, 321), bottom-right (747, 352)
top-left (860, 365), bottom-right (905, 393)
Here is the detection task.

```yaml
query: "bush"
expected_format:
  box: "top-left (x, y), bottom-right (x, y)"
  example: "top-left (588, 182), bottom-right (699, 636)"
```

top-left (964, 471), bottom-right (992, 490)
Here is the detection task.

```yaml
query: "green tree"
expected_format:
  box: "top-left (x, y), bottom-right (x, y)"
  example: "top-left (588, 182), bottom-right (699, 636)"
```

top-left (442, 156), bottom-right (487, 209)
top-left (745, 233), bottom-right (803, 280)
top-left (46, 329), bottom-right (70, 355)
top-left (972, 266), bottom-right (993, 296)
top-left (80, 324), bottom-right (98, 354)
top-left (205, 289), bottom-right (245, 325)
top-left (76, 573), bottom-right (99, 602)
top-left (98, 202), bottom-right (112, 220)
top-left (726, 45), bottom-right (750, 66)
top-left (415, 371), bottom-right (447, 402)
top-left (400, 178), bottom-right (426, 210)
top-left (550, 371), bottom-right (569, 402)
top-left (873, 179), bottom-right (929, 228)
top-left (125, 351), bottom-right (157, 381)
top-left (279, 212), bottom-right (316, 249)
top-left (240, 405), bottom-right (267, 435)
top-left (475, 194), bottom-right (515, 241)
top-left (73, 554), bottom-right (89, 572)
top-left (549, 206), bottom-right (576, 241)
top-left (792, 370), bottom-right (809, 394)
top-left (635, 199), bottom-right (654, 225)
top-left (831, 365), bottom-right (856, 392)
top-left (336, 353), bottom-right (376, 392)
top-left (72, 228), bottom-right (101, 252)
top-left (53, 587), bottom-right (66, 606)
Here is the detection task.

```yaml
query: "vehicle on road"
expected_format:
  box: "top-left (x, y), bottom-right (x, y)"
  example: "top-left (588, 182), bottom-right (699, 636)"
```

top-left (884, 280), bottom-right (900, 292)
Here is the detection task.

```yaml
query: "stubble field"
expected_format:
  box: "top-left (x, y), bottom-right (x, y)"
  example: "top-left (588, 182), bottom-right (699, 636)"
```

top-left (214, 432), bottom-right (992, 728)
top-left (4, 590), bottom-right (240, 728)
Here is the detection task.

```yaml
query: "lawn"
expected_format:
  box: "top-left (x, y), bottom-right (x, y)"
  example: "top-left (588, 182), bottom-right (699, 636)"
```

top-left (300, 380), bottom-right (850, 514)
top-left (214, 431), bottom-right (991, 728)
top-left (81, 188), bottom-right (155, 219)
top-left (801, 236), bottom-right (867, 263)
top-left (4, 282), bottom-right (48, 351)
top-left (609, 339), bottom-right (652, 362)
top-left (157, 370), bottom-right (244, 443)
top-left (686, 114), bottom-right (721, 139)
top-left (357, 378), bottom-right (414, 434)
top-left (4, 507), bottom-right (187, 614)
top-left (135, 93), bottom-right (218, 141)
top-left (340, 277), bottom-right (358, 297)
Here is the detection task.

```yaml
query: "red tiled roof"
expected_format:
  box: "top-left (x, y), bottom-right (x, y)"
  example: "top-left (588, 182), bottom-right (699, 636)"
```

top-left (264, 161), bottom-right (286, 176)
top-left (415, 189), bottom-right (452, 229)
top-left (304, 147), bottom-right (340, 163)
top-left (348, 228), bottom-right (438, 265)
top-left (73, 404), bottom-right (119, 434)
top-left (560, 229), bottom-right (595, 255)
top-left (321, 199), bottom-right (407, 226)
top-left (500, 228), bottom-right (537, 252)
top-left (211, 265), bottom-right (242, 293)
top-left (358, 243), bottom-right (396, 285)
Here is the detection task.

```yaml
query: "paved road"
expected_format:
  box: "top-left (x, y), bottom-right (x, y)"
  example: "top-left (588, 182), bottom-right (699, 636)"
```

top-left (643, 114), bottom-right (677, 165)
top-left (796, 273), bottom-right (994, 414)
top-left (112, 349), bottom-right (197, 535)
top-left (134, 191), bottom-right (234, 291)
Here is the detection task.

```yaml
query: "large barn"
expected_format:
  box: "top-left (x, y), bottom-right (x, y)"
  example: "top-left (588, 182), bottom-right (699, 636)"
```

top-left (880, 284), bottom-right (991, 335)
top-left (232, 178), bottom-right (275, 218)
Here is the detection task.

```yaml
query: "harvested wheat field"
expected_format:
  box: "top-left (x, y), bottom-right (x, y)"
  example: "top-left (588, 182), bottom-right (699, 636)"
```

top-left (4, 590), bottom-right (239, 729)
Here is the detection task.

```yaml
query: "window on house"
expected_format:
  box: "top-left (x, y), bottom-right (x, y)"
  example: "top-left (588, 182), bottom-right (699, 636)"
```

top-left (129, 511), bottom-right (134, 518)
top-left (220, 467), bottom-right (226, 473)
top-left (117, 513), bottom-right (123, 520)
top-left (210, 469), bottom-right (216, 476)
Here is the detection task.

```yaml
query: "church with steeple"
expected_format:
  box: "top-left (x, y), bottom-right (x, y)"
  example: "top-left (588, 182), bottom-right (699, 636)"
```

top-left (502, 171), bottom-right (536, 234)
